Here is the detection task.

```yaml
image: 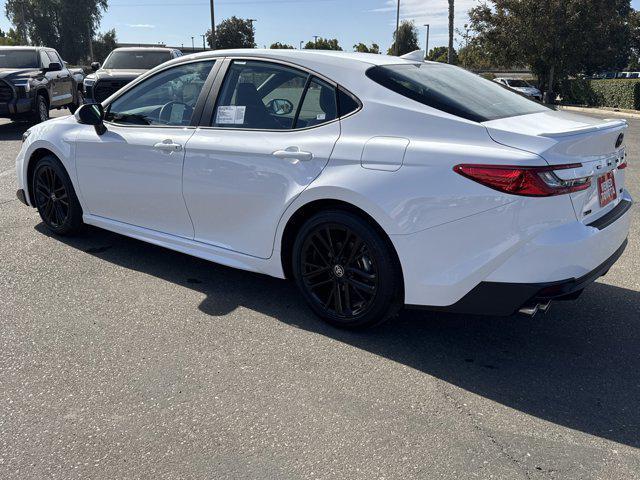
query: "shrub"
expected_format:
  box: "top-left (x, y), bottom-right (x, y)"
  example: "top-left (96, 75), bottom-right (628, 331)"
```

top-left (560, 79), bottom-right (640, 110)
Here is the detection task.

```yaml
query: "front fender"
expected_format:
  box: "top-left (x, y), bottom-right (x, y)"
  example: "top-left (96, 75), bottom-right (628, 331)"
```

top-left (19, 117), bottom-right (81, 206)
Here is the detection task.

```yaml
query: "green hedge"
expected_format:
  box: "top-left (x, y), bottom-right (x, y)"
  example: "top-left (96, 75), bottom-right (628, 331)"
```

top-left (560, 79), bottom-right (640, 110)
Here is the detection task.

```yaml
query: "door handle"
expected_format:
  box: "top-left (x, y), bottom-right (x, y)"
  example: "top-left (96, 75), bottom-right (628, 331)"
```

top-left (154, 140), bottom-right (183, 153)
top-left (273, 147), bottom-right (313, 162)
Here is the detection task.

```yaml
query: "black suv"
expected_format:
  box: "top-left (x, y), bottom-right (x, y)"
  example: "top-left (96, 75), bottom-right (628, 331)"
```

top-left (0, 46), bottom-right (85, 123)
top-left (84, 47), bottom-right (182, 103)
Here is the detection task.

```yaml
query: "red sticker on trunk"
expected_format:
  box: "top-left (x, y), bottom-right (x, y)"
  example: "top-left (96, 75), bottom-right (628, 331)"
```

top-left (597, 172), bottom-right (617, 208)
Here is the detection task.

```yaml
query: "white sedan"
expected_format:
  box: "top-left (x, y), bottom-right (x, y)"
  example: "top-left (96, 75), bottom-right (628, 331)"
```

top-left (15, 50), bottom-right (632, 328)
top-left (494, 77), bottom-right (543, 101)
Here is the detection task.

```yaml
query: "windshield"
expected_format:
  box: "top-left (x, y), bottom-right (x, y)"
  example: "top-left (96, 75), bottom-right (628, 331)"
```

top-left (366, 64), bottom-right (547, 122)
top-left (103, 51), bottom-right (171, 70)
top-left (507, 80), bottom-right (532, 88)
top-left (0, 50), bottom-right (39, 69)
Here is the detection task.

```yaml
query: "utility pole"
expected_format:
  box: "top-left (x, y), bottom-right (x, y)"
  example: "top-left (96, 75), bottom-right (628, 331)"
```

top-left (191, 36), bottom-right (195, 52)
top-left (20, 0), bottom-right (27, 45)
top-left (210, 0), bottom-right (216, 50)
top-left (88, 24), bottom-right (94, 62)
top-left (394, 0), bottom-right (400, 56)
top-left (201, 34), bottom-right (206, 51)
top-left (424, 24), bottom-right (430, 60)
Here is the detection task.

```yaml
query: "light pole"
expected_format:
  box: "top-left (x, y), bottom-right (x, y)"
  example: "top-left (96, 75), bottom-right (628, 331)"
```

top-left (299, 41), bottom-right (304, 50)
top-left (424, 24), bottom-right (430, 60)
top-left (313, 35), bottom-right (319, 48)
top-left (394, 0), bottom-right (400, 56)
top-left (191, 36), bottom-right (195, 51)
top-left (201, 34), bottom-right (206, 51)
top-left (210, 0), bottom-right (216, 50)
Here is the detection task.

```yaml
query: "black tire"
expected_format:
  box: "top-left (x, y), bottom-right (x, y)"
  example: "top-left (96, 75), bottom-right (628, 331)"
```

top-left (31, 94), bottom-right (49, 124)
top-left (32, 155), bottom-right (84, 236)
top-left (68, 89), bottom-right (84, 114)
top-left (292, 210), bottom-right (402, 329)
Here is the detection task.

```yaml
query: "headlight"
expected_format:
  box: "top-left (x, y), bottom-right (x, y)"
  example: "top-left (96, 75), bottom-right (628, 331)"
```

top-left (12, 80), bottom-right (30, 93)
top-left (22, 130), bottom-right (32, 143)
top-left (84, 78), bottom-right (96, 88)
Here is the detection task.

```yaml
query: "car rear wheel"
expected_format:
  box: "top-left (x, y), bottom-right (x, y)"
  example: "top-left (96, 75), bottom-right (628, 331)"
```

top-left (32, 156), bottom-right (84, 236)
top-left (68, 89), bottom-right (84, 114)
top-left (292, 210), bottom-right (402, 329)
top-left (31, 94), bottom-right (49, 124)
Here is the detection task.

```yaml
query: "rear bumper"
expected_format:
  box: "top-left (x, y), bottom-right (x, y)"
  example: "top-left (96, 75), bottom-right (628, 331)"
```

top-left (393, 190), bottom-right (633, 312)
top-left (412, 239), bottom-right (628, 316)
top-left (0, 98), bottom-right (34, 117)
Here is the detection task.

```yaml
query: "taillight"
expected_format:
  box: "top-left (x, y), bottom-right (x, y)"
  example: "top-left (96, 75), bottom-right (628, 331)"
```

top-left (618, 160), bottom-right (628, 170)
top-left (453, 164), bottom-right (591, 197)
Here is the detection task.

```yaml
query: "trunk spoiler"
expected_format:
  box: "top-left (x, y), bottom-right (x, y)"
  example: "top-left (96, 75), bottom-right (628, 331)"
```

top-left (540, 119), bottom-right (627, 138)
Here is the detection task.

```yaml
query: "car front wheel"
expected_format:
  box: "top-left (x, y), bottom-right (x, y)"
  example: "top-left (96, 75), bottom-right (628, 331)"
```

top-left (292, 210), bottom-right (402, 329)
top-left (32, 155), bottom-right (84, 236)
top-left (31, 94), bottom-right (49, 124)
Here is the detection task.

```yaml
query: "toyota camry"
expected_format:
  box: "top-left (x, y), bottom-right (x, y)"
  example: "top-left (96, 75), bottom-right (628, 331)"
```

top-left (15, 49), bottom-right (633, 329)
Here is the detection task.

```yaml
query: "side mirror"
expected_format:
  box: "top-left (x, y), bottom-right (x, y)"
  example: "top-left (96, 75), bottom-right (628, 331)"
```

top-left (46, 62), bottom-right (62, 72)
top-left (75, 103), bottom-right (106, 135)
top-left (91, 62), bottom-right (100, 71)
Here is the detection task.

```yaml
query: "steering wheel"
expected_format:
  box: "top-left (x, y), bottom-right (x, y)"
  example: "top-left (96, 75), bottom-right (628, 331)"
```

top-left (158, 101), bottom-right (193, 125)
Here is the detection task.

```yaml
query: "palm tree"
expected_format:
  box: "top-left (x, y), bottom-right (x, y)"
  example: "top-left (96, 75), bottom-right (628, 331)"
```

top-left (448, 0), bottom-right (454, 64)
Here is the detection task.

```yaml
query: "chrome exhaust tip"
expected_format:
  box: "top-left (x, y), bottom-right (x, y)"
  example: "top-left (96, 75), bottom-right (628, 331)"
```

top-left (519, 301), bottom-right (552, 317)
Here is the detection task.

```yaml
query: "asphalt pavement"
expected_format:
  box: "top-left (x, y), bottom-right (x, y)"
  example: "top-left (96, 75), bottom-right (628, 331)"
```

top-left (1, 110), bottom-right (639, 479)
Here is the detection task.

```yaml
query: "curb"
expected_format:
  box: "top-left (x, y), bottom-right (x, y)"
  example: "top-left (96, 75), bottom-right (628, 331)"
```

top-left (558, 105), bottom-right (640, 119)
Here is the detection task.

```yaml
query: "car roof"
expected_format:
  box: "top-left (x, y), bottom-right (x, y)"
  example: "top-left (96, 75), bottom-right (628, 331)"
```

top-left (112, 47), bottom-right (176, 53)
top-left (183, 48), bottom-right (419, 67)
top-left (164, 49), bottom-right (431, 92)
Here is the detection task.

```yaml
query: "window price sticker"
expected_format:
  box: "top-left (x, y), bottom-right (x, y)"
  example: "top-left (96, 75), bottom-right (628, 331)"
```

top-left (216, 106), bottom-right (246, 125)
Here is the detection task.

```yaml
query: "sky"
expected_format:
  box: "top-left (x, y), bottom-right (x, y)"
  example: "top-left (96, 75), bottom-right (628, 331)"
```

top-left (1, 0), bottom-right (640, 53)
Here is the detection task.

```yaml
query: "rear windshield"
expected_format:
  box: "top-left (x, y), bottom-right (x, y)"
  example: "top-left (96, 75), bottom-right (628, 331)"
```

top-left (366, 64), bottom-right (547, 122)
top-left (0, 50), bottom-right (39, 69)
top-left (103, 51), bottom-right (172, 70)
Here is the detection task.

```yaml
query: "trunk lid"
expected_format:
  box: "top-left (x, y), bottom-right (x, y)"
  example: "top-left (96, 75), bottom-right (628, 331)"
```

top-left (483, 110), bottom-right (628, 224)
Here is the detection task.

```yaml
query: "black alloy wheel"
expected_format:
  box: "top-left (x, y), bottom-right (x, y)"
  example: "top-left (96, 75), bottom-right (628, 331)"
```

top-left (32, 156), bottom-right (83, 235)
top-left (293, 211), bottom-right (402, 329)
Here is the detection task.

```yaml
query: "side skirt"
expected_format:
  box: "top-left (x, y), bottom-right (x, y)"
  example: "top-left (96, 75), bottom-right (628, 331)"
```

top-left (83, 214), bottom-right (286, 279)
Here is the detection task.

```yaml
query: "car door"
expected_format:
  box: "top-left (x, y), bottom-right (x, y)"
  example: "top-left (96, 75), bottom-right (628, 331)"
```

top-left (39, 51), bottom-right (60, 107)
top-left (183, 59), bottom-right (343, 259)
top-left (47, 50), bottom-right (73, 105)
top-left (75, 60), bottom-right (218, 238)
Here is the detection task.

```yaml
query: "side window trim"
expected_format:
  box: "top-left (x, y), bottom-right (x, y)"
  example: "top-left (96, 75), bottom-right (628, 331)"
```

top-left (101, 59), bottom-right (221, 129)
top-left (197, 56), bottom-right (362, 132)
top-left (291, 75), bottom-right (313, 130)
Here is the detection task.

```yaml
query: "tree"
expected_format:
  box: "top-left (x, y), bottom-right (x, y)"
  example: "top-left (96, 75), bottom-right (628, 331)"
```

top-left (5, 0), bottom-right (108, 62)
top-left (448, 0), bottom-right (455, 64)
top-left (270, 42), bottom-right (294, 49)
top-left (388, 21), bottom-right (419, 56)
top-left (93, 29), bottom-right (117, 63)
top-left (354, 42), bottom-right (380, 54)
top-left (427, 46), bottom-right (457, 64)
top-left (207, 16), bottom-right (256, 50)
top-left (457, 42), bottom-right (493, 70)
top-left (468, 0), bottom-right (631, 100)
top-left (628, 9), bottom-right (640, 70)
top-left (304, 37), bottom-right (342, 50)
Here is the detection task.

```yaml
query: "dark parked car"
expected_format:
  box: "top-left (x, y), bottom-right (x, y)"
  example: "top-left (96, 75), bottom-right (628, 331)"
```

top-left (84, 47), bottom-right (182, 103)
top-left (0, 46), bottom-right (85, 123)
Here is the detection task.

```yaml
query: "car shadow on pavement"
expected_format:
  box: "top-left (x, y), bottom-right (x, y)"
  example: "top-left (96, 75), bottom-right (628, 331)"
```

top-left (0, 120), bottom-right (32, 141)
top-left (37, 224), bottom-right (640, 449)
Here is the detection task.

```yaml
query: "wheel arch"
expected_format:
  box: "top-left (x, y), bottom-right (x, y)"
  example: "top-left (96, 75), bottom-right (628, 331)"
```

top-left (279, 198), bottom-right (405, 301)
top-left (25, 148), bottom-right (62, 205)
top-left (35, 87), bottom-right (50, 105)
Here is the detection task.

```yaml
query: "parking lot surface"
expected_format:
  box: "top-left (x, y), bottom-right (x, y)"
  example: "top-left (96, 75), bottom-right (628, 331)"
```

top-left (1, 110), bottom-right (639, 479)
